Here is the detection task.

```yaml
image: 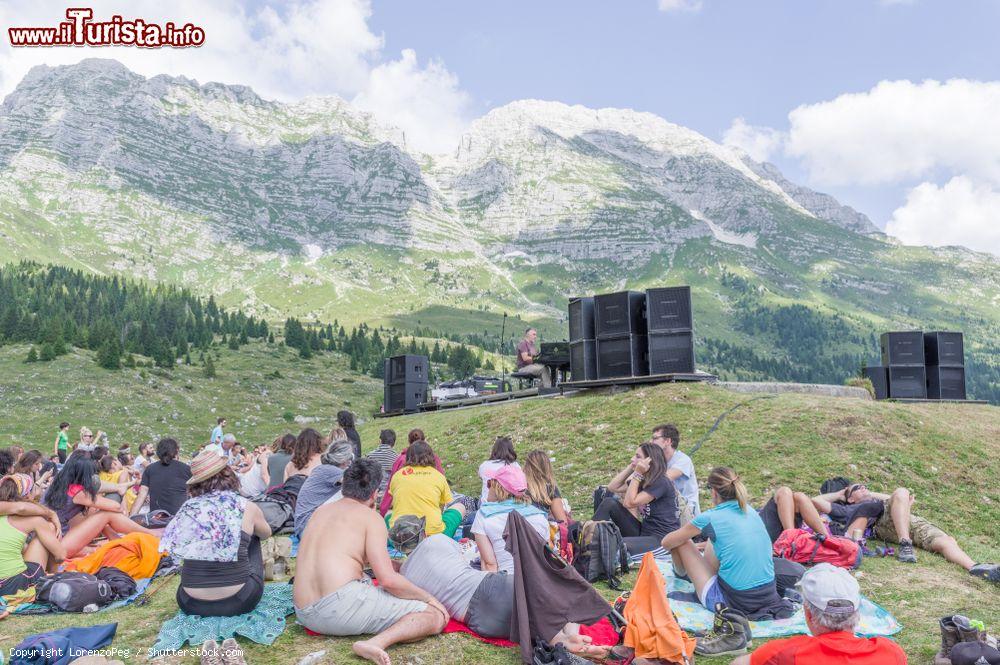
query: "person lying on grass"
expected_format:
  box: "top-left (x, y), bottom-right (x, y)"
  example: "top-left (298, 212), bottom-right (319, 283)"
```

top-left (814, 479), bottom-right (999, 584)
top-left (388, 515), bottom-right (608, 658)
top-left (294, 458), bottom-right (448, 665)
top-left (0, 474), bottom-right (65, 593)
top-left (42, 453), bottom-right (160, 559)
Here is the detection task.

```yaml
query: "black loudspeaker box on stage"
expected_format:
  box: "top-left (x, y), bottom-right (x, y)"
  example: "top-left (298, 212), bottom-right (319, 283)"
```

top-left (385, 382), bottom-right (427, 413)
top-left (597, 334), bottom-right (648, 379)
top-left (646, 286), bottom-right (693, 333)
top-left (569, 339), bottom-right (598, 381)
top-left (648, 331), bottom-right (695, 375)
top-left (926, 366), bottom-right (966, 400)
top-left (862, 366), bottom-right (889, 400)
top-left (386, 354), bottom-right (428, 385)
top-left (923, 331), bottom-right (964, 367)
top-left (568, 297), bottom-right (596, 342)
top-left (594, 291), bottom-right (647, 339)
top-left (887, 366), bottom-right (927, 399)
top-left (880, 331), bottom-right (924, 366)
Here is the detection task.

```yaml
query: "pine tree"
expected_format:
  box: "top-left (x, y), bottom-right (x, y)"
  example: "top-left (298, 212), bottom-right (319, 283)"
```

top-left (184, 353), bottom-right (192, 365)
top-left (124, 354), bottom-right (137, 368)
top-left (40, 343), bottom-right (56, 361)
top-left (203, 355), bottom-right (217, 378)
top-left (97, 339), bottom-right (122, 370)
top-left (227, 335), bottom-right (239, 350)
top-left (268, 333), bottom-right (274, 344)
top-left (25, 346), bottom-right (38, 363)
top-left (299, 344), bottom-right (313, 359)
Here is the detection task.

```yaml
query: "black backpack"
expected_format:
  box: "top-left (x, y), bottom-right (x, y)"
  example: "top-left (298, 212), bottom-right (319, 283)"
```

top-left (36, 572), bottom-right (114, 612)
top-left (572, 520), bottom-right (630, 590)
top-left (820, 476), bottom-right (852, 495)
top-left (95, 567), bottom-right (138, 599)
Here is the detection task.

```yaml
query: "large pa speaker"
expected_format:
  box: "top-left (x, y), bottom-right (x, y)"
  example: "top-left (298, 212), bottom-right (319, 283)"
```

top-left (862, 365), bottom-right (888, 400)
top-left (568, 297), bottom-right (596, 342)
top-left (880, 331), bottom-right (924, 366)
top-left (926, 366), bottom-right (966, 400)
top-left (386, 354), bottom-right (428, 385)
top-left (887, 366), bottom-right (927, 399)
top-left (569, 339), bottom-right (598, 381)
top-left (646, 286), bottom-right (693, 332)
top-left (594, 291), bottom-right (647, 339)
top-left (648, 331), bottom-right (695, 375)
top-left (924, 331), bottom-right (964, 367)
top-left (384, 382), bottom-right (427, 413)
top-left (597, 334), bottom-right (648, 379)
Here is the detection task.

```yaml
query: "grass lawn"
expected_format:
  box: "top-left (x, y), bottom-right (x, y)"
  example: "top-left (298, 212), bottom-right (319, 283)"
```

top-left (1, 351), bottom-right (997, 663)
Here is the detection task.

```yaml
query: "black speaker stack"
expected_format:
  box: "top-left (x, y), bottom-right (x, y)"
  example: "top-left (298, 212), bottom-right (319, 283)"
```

top-left (866, 330), bottom-right (965, 400)
top-left (383, 354), bottom-right (429, 413)
top-left (568, 286), bottom-right (695, 381)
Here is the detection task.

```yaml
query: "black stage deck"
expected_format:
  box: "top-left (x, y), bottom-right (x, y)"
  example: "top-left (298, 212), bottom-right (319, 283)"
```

top-left (559, 372), bottom-right (716, 391)
top-left (886, 398), bottom-right (988, 404)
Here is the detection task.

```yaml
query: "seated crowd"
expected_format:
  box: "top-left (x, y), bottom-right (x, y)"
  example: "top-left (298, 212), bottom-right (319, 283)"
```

top-left (0, 416), bottom-right (997, 665)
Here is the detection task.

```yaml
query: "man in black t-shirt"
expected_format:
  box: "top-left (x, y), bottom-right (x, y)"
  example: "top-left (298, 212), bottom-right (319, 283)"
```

top-left (130, 438), bottom-right (191, 517)
top-left (811, 483), bottom-right (884, 541)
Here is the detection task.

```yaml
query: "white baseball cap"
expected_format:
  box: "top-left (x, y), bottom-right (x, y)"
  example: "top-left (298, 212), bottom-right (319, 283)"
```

top-left (801, 563), bottom-right (860, 615)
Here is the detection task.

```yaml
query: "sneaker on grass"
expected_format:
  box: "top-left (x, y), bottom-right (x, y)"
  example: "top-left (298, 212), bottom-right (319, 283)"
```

top-left (970, 563), bottom-right (1000, 585)
top-left (897, 539), bottom-right (917, 563)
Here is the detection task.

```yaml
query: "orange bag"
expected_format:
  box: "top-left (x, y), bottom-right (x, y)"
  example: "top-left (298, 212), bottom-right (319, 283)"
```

top-left (623, 551), bottom-right (697, 663)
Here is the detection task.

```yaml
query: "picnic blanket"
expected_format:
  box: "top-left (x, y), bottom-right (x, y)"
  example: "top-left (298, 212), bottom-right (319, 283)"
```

top-left (654, 561), bottom-right (901, 638)
top-left (150, 583), bottom-right (295, 655)
top-left (441, 616), bottom-right (620, 650)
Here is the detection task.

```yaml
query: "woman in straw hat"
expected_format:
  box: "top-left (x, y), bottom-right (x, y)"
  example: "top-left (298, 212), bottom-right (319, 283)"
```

top-left (160, 450), bottom-right (272, 618)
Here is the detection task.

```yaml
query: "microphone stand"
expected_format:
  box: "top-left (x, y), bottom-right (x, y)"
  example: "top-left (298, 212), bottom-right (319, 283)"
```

top-left (500, 312), bottom-right (507, 392)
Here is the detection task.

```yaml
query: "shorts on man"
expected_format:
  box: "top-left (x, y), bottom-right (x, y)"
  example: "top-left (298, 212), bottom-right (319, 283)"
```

top-left (294, 577), bottom-right (428, 636)
top-left (872, 498), bottom-right (947, 550)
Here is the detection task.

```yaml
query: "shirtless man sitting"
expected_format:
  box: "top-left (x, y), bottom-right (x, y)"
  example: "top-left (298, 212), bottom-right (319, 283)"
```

top-left (293, 459), bottom-right (449, 665)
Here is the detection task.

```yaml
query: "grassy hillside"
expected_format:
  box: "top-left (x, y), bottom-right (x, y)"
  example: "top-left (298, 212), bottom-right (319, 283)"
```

top-left (0, 355), bottom-right (997, 663)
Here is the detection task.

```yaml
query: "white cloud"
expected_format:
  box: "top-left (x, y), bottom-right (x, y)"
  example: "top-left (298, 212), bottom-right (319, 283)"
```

top-left (0, 0), bottom-right (471, 153)
top-left (354, 50), bottom-right (471, 153)
top-left (658, 0), bottom-right (703, 13)
top-left (887, 176), bottom-right (1000, 256)
top-left (722, 117), bottom-right (785, 162)
top-left (784, 79), bottom-right (1000, 187)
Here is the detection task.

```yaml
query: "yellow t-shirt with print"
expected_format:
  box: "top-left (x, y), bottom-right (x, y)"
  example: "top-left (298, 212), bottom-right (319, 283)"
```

top-left (388, 465), bottom-right (453, 535)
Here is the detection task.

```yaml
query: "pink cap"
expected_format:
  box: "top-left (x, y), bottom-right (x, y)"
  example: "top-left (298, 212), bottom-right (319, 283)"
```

top-left (485, 464), bottom-right (528, 496)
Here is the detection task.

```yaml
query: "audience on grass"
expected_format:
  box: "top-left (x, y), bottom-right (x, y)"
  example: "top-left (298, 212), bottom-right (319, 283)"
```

top-left (661, 466), bottom-right (793, 620)
top-left (284, 428), bottom-right (325, 481)
top-left (471, 464), bottom-right (548, 574)
top-left (477, 436), bottom-right (521, 502)
top-left (43, 454), bottom-right (159, 559)
top-left (130, 438), bottom-right (192, 518)
top-left (0, 474), bottom-right (65, 593)
top-left (523, 449), bottom-right (570, 522)
top-left (338, 410), bottom-right (362, 460)
top-left (294, 438), bottom-right (355, 538)
top-left (730, 563), bottom-right (906, 665)
top-left (388, 440), bottom-right (465, 538)
top-left (595, 443), bottom-right (680, 555)
top-left (266, 434), bottom-right (296, 491)
top-left (293, 459), bottom-right (448, 664)
top-left (160, 451), bottom-right (272, 617)
top-left (379, 429), bottom-right (444, 516)
top-left (365, 429), bottom-right (399, 494)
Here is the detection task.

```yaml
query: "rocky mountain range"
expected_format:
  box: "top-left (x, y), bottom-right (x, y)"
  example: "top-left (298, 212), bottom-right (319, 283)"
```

top-left (1, 59), bottom-right (997, 399)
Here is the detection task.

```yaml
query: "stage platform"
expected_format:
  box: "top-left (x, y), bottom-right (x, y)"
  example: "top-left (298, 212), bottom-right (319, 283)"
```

top-left (559, 372), bottom-right (716, 391)
top-left (887, 398), bottom-right (988, 404)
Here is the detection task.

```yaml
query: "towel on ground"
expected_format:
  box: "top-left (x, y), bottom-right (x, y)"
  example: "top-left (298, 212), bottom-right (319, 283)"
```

top-left (150, 583), bottom-right (294, 655)
top-left (654, 561), bottom-right (901, 638)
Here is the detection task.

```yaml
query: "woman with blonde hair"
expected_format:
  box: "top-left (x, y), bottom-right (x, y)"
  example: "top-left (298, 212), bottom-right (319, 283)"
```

top-left (523, 450), bottom-right (569, 522)
top-left (660, 467), bottom-right (792, 620)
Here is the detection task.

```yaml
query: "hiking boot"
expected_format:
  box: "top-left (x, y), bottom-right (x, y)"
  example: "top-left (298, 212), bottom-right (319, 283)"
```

top-left (694, 604), bottom-right (749, 656)
top-left (219, 638), bottom-right (247, 665)
top-left (720, 605), bottom-right (753, 646)
top-left (935, 616), bottom-right (962, 665)
top-left (970, 563), bottom-right (1000, 585)
top-left (200, 640), bottom-right (224, 665)
top-left (897, 539), bottom-right (917, 563)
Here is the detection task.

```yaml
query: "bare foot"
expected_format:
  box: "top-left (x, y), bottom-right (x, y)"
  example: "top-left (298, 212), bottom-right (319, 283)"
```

top-left (352, 640), bottom-right (391, 665)
top-left (562, 633), bottom-right (611, 659)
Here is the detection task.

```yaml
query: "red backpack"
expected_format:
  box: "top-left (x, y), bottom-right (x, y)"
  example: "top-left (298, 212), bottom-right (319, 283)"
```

top-left (773, 528), bottom-right (862, 569)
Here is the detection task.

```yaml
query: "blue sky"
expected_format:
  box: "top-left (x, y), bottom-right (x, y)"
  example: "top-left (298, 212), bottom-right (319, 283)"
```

top-left (2, 0), bottom-right (998, 254)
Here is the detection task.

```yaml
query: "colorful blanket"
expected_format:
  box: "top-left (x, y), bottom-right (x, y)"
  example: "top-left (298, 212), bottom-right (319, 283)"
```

top-left (654, 561), bottom-right (901, 638)
top-left (150, 583), bottom-right (295, 656)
